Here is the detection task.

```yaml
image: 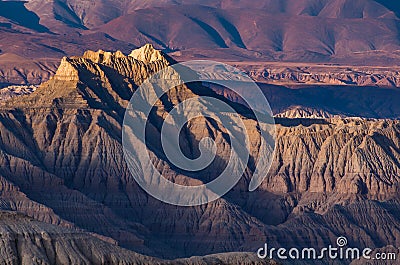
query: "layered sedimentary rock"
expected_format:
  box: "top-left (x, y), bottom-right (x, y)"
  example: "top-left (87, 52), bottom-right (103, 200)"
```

top-left (0, 211), bottom-right (160, 265)
top-left (267, 119), bottom-right (400, 197)
top-left (241, 63), bottom-right (400, 87)
top-left (210, 81), bottom-right (400, 119)
top-left (0, 85), bottom-right (36, 100)
top-left (0, 44), bottom-right (399, 264)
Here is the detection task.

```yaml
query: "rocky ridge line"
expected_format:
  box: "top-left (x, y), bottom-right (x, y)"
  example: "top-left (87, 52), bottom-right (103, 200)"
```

top-left (0, 45), bottom-right (399, 262)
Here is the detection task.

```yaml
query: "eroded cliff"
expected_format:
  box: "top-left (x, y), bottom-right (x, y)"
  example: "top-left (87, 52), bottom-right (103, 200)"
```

top-left (0, 44), bottom-right (398, 264)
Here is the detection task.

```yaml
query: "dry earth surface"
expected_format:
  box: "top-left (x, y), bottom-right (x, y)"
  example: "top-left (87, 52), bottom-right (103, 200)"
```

top-left (1, 0), bottom-right (400, 264)
top-left (0, 44), bottom-right (397, 264)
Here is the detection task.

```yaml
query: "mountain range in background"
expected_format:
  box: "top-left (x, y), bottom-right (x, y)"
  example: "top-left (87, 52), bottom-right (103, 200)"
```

top-left (3, 0), bottom-right (400, 60)
top-left (3, 0), bottom-right (400, 85)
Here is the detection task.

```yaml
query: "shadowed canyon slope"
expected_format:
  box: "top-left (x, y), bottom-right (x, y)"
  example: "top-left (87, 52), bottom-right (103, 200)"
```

top-left (0, 212), bottom-right (271, 264)
top-left (0, 45), bottom-right (398, 264)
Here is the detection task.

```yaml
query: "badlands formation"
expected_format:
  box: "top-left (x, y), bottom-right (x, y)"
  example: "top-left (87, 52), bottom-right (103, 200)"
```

top-left (0, 44), bottom-right (398, 264)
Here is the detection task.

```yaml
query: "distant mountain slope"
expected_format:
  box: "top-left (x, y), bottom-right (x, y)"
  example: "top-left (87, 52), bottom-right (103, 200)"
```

top-left (1, 0), bottom-right (400, 63)
top-left (2, 0), bottom-right (400, 87)
top-left (96, 4), bottom-right (400, 62)
top-left (18, 0), bottom-right (400, 30)
top-left (0, 0), bottom-right (49, 32)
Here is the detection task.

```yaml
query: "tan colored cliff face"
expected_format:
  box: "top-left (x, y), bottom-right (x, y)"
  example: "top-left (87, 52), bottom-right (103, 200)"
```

top-left (265, 119), bottom-right (400, 197)
top-left (129, 44), bottom-right (170, 64)
top-left (0, 45), bottom-right (399, 262)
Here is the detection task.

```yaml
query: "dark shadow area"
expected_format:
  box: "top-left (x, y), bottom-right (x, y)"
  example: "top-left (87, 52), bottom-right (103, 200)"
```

top-left (217, 15), bottom-right (247, 49)
top-left (211, 82), bottom-right (400, 119)
top-left (264, 84), bottom-right (400, 119)
top-left (275, 117), bottom-right (330, 127)
top-left (374, 0), bottom-right (400, 18)
top-left (0, 83), bottom-right (12, 89)
top-left (0, 1), bottom-right (49, 32)
top-left (0, 22), bottom-right (11, 29)
top-left (188, 17), bottom-right (229, 48)
top-left (53, 0), bottom-right (88, 30)
top-left (38, 43), bottom-right (66, 55)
